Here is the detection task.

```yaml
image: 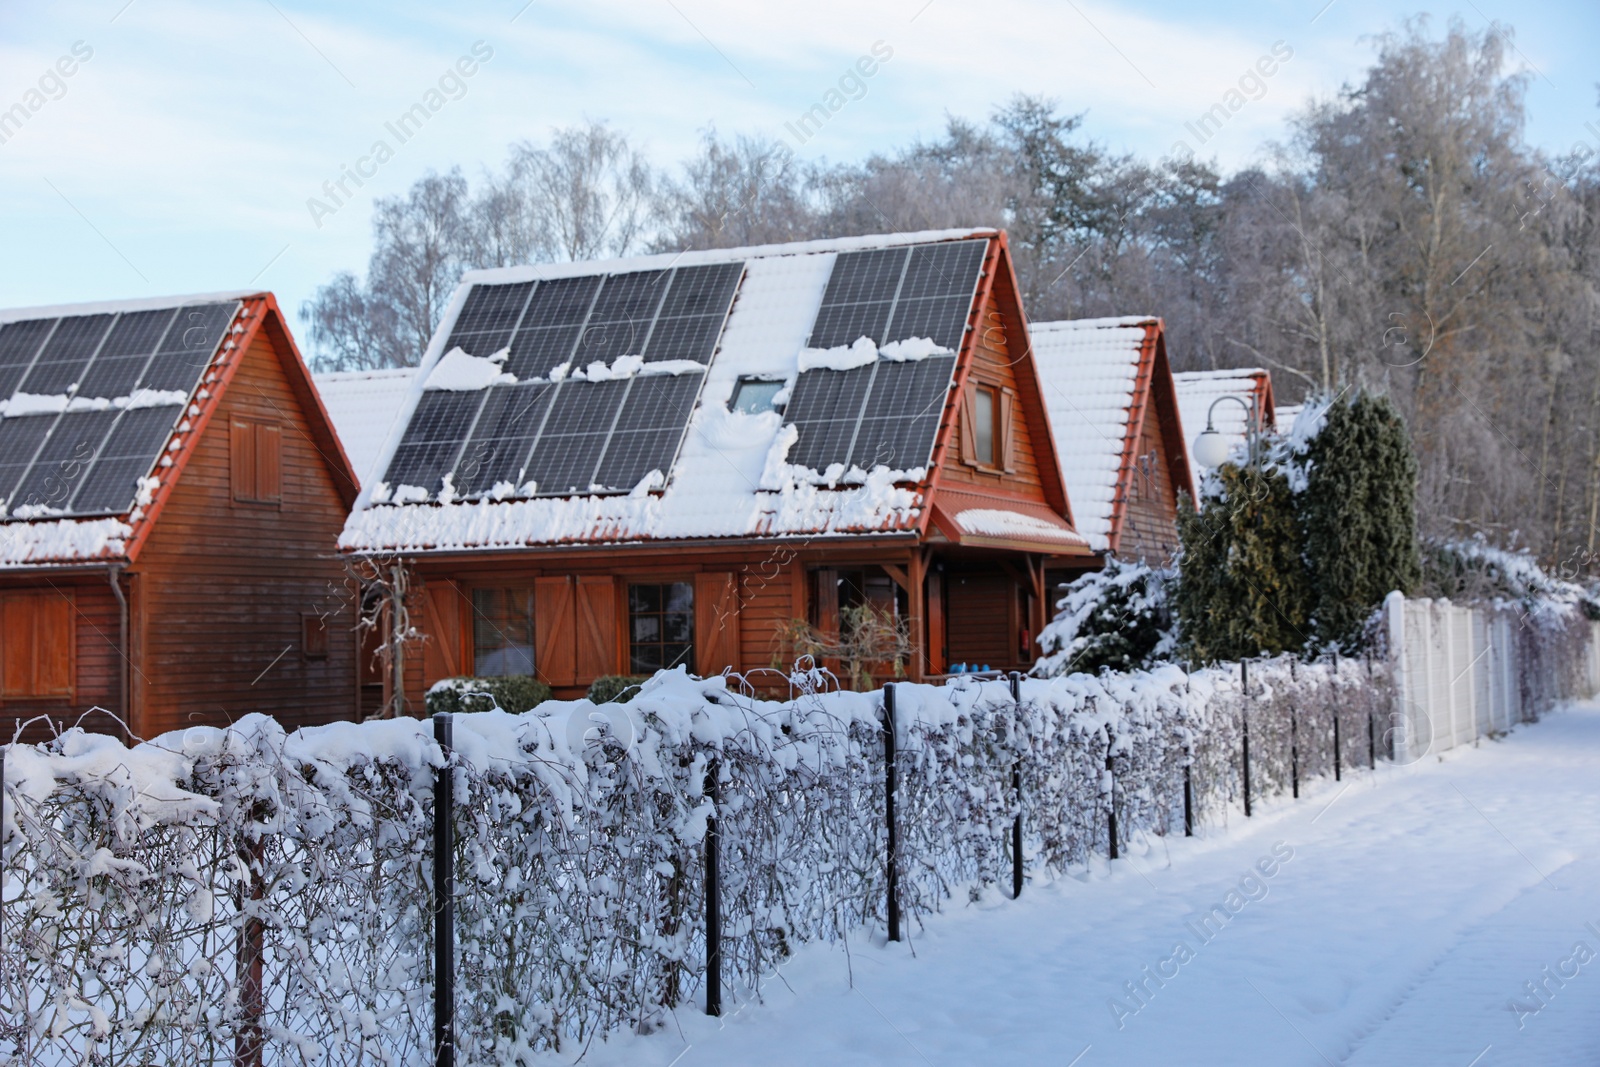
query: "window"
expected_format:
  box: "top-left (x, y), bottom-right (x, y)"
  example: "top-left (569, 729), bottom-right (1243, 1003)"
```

top-left (0, 590), bottom-right (74, 699)
top-left (629, 582), bottom-right (694, 673)
top-left (231, 419), bottom-right (282, 504)
top-left (472, 588), bottom-right (535, 676)
top-left (302, 612), bottom-right (329, 659)
top-left (730, 377), bottom-right (784, 415)
top-left (974, 386), bottom-right (997, 466)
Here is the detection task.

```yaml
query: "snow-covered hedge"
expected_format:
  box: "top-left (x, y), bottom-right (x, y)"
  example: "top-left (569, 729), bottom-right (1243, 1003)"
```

top-left (2, 658), bottom-right (1395, 1064)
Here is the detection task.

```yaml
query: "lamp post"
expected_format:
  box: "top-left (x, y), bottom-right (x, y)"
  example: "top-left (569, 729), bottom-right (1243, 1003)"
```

top-left (1192, 394), bottom-right (1263, 469)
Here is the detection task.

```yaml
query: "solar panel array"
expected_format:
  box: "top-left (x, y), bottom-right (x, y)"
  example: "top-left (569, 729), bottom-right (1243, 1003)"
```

top-left (784, 239), bottom-right (988, 473)
top-left (807, 238), bottom-right (988, 351)
top-left (0, 302), bottom-right (238, 518)
top-left (383, 264), bottom-right (743, 499)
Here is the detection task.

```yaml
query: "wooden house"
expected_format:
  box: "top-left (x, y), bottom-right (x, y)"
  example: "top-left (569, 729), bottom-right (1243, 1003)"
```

top-left (0, 293), bottom-right (361, 741)
top-left (1172, 368), bottom-right (1277, 490)
top-left (1028, 317), bottom-right (1195, 584)
top-left (338, 229), bottom-right (1097, 704)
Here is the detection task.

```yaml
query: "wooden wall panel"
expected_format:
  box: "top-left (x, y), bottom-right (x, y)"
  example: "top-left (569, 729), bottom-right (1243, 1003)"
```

top-left (1118, 400), bottom-right (1182, 564)
top-left (133, 329), bottom-right (358, 736)
top-left (940, 284), bottom-right (1052, 504)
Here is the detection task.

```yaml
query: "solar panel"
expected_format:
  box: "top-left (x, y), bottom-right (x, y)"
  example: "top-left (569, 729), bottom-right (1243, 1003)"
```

top-left (850, 357), bottom-right (956, 470)
top-left (593, 373), bottom-right (704, 489)
top-left (17, 314), bottom-right (112, 396)
top-left (8, 409), bottom-right (119, 513)
top-left (444, 281), bottom-right (534, 358)
top-left (451, 382), bottom-right (554, 497)
top-left (523, 378), bottom-right (628, 495)
top-left (0, 319), bottom-right (55, 399)
top-left (641, 263), bottom-right (743, 364)
top-left (69, 405), bottom-right (182, 515)
top-left (141, 302), bottom-right (238, 393)
top-left (899, 241), bottom-right (989, 300)
top-left (881, 297), bottom-right (970, 351)
top-left (784, 365), bottom-right (878, 471)
top-left (383, 391), bottom-right (484, 494)
top-left (77, 309), bottom-right (178, 399)
top-left (659, 262), bottom-right (745, 318)
top-left (523, 275), bottom-right (602, 326)
top-left (0, 415), bottom-right (54, 508)
top-left (505, 325), bottom-right (581, 379)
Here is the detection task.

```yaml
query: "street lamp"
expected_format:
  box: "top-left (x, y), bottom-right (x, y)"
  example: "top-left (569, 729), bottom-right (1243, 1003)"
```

top-left (1192, 394), bottom-right (1261, 469)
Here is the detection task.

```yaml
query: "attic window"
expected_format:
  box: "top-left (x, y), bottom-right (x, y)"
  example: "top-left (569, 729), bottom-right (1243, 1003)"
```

top-left (730, 377), bottom-right (783, 415)
top-left (974, 386), bottom-right (997, 465)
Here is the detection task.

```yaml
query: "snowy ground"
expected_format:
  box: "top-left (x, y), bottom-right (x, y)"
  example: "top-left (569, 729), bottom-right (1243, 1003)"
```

top-left (551, 702), bottom-right (1600, 1066)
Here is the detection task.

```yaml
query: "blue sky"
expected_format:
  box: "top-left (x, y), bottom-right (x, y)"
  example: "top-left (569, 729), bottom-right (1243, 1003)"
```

top-left (1, 0), bottom-right (1595, 329)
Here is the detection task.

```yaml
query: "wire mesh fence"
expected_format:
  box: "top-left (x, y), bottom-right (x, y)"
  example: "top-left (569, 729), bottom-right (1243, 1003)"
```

top-left (2, 622), bottom-right (1591, 1065)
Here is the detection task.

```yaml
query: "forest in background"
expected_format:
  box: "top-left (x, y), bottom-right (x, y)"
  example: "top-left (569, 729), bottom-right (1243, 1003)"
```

top-left (301, 18), bottom-right (1600, 573)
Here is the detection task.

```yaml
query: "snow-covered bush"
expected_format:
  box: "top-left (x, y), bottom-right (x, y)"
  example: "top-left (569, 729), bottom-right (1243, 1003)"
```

top-left (426, 674), bottom-right (553, 715)
top-left (0, 658), bottom-right (1427, 1064)
top-left (1033, 558), bottom-right (1177, 676)
top-left (1419, 536), bottom-right (1595, 618)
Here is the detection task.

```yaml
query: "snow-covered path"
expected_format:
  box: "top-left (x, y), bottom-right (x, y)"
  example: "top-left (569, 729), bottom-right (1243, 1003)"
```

top-left (554, 701), bottom-right (1600, 1066)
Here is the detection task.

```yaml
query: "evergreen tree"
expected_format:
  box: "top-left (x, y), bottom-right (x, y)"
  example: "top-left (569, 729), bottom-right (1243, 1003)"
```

top-left (1175, 462), bottom-right (1313, 663)
top-left (1301, 394), bottom-right (1420, 650)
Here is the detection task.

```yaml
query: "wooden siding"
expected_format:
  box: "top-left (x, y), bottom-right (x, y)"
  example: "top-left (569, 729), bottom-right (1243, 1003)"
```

top-left (1118, 398), bottom-right (1183, 563)
top-left (130, 328), bottom-right (357, 738)
top-left (940, 281), bottom-right (1054, 506)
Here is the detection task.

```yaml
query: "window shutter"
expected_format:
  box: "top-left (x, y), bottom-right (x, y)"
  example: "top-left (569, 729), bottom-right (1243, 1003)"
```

top-left (695, 572), bottom-right (740, 677)
top-left (575, 576), bottom-right (617, 682)
top-left (959, 387), bottom-right (978, 466)
top-left (0, 592), bottom-right (74, 698)
top-left (257, 423), bottom-right (282, 502)
top-left (422, 581), bottom-right (464, 681)
top-left (535, 576), bottom-right (576, 687)
top-left (230, 420), bottom-right (255, 502)
top-left (999, 388), bottom-right (1017, 472)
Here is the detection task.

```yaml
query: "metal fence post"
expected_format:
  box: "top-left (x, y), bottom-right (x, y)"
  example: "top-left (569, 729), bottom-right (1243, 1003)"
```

top-left (1289, 660), bottom-right (1299, 799)
top-left (1183, 764), bottom-right (1194, 837)
top-left (1105, 728), bottom-right (1118, 861)
top-left (1241, 660), bottom-right (1252, 817)
top-left (433, 713), bottom-right (455, 1067)
top-left (1009, 671), bottom-right (1023, 900)
top-left (884, 684), bottom-right (900, 943)
top-left (1333, 710), bottom-right (1342, 782)
top-left (705, 759), bottom-right (722, 1017)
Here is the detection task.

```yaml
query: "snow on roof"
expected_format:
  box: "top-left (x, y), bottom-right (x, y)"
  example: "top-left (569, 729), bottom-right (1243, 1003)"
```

top-left (0, 516), bottom-right (133, 568)
top-left (1172, 369), bottom-right (1273, 485)
top-left (342, 243), bottom-right (946, 553)
top-left (1276, 402), bottom-right (1302, 427)
top-left (313, 367), bottom-right (418, 487)
top-left (1027, 317), bottom-right (1156, 552)
top-left (0, 290), bottom-right (260, 324)
top-left (456, 228), bottom-right (995, 287)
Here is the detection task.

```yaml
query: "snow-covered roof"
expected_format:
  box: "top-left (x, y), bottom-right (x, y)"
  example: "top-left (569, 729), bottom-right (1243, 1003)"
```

top-left (1028, 317), bottom-right (1156, 553)
top-left (1276, 402), bottom-right (1302, 428)
top-left (313, 367), bottom-right (418, 487)
top-left (340, 229), bottom-right (1088, 556)
top-left (1172, 369), bottom-right (1275, 486)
